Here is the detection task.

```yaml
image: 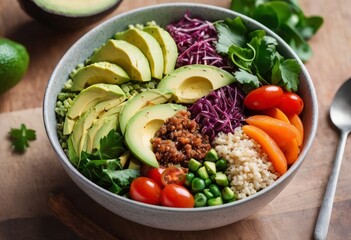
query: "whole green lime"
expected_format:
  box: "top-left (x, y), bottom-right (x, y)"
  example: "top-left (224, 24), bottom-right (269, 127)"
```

top-left (0, 38), bottom-right (30, 94)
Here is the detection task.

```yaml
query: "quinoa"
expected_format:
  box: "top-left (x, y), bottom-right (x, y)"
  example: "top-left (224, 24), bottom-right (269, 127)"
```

top-left (151, 110), bottom-right (211, 167)
top-left (213, 127), bottom-right (279, 200)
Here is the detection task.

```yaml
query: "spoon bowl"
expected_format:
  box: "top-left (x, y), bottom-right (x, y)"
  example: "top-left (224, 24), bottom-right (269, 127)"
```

top-left (314, 78), bottom-right (351, 240)
top-left (330, 79), bottom-right (351, 130)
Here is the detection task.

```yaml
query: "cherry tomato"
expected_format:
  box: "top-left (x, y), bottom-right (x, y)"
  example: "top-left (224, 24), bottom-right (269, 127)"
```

top-left (161, 166), bottom-right (186, 186)
top-left (130, 177), bottom-right (161, 205)
top-left (276, 92), bottom-right (304, 116)
top-left (160, 184), bottom-right (194, 208)
top-left (146, 167), bottom-right (165, 188)
top-left (244, 85), bottom-right (283, 110)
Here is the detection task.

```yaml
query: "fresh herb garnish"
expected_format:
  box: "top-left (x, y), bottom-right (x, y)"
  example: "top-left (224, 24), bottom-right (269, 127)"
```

top-left (230, 0), bottom-right (323, 62)
top-left (9, 124), bottom-right (36, 153)
top-left (215, 17), bottom-right (301, 93)
top-left (74, 130), bottom-right (139, 195)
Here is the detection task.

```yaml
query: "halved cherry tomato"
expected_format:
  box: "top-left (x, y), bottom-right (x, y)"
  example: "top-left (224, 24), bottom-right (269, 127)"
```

top-left (244, 85), bottom-right (283, 110)
top-left (160, 184), bottom-right (194, 208)
top-left (145, 167), bottom-right (165, 188)
top-left (130, 177), bottom-right (161, 205)
top-left (276, 92), bottom-right (304, 116)
top-left (161, 166), bottom-right (186, 186)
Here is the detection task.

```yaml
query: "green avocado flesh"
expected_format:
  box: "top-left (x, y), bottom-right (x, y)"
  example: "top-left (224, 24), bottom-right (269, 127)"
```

top-left (71, 62), bottom-right (130, 91)
top-left (33, 0), bottom-right (119, 16)
top-left (89, 39), bottom-right (151, 81)
top-left (63, 83), bottom-right (126, 135)
top-left (115, 28), bottom-right (164, 80)
top-left (119, 89), bottom-right (174, 135)
top-left (124, 103), bottom-right (186, 168)
top-left (157, 64), bottom-right (236, 103)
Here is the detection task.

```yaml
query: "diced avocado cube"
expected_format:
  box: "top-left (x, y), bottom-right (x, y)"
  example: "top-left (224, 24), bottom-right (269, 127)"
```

top-left (207, 196), bottom-right (223, 206)
top-left (215, 172), bottom-right (229, 187)
top-left (205, 149), bottom-right (219, 162)
top-left (196, 166), bottom-right (209, 180)
top-left (188, 158), bottom-right (202, 172)
top-left (222, 187), bottom-right (235, 201)
top-left (204, 161), bottom-right (216, 175)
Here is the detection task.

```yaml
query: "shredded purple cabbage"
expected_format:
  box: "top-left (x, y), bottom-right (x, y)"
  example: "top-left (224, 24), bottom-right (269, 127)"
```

top-left (188, 84), bottom-right (245, 141)
top-left (166, 12), bottom-right (229, 68)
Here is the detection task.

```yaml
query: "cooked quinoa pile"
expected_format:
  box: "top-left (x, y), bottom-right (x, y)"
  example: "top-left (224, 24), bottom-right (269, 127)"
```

top-left (213, 127), bottom-right (279, 200)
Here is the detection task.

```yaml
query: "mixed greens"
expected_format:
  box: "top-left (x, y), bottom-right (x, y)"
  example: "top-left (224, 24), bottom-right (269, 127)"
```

top-left (230, 0), bottom-right (323, 62)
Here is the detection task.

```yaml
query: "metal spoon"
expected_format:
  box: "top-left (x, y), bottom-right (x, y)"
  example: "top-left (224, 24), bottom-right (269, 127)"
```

top-left (314, 78), bottom-right (351, 240)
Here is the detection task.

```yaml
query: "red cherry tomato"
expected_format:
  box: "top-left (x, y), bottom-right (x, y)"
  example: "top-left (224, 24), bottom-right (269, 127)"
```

top-left (130, 177), bottom-right (161, 205)
top-left (244, 85), bottom-right (284, 110)
top-left (276, 92), bottom-right (304, 116)
top-left (146, 167), bottom-right (165, 188)
top-left (160, 184), bottom-right (194, 208)
top-left (161, 166), bottom-right (186, 186)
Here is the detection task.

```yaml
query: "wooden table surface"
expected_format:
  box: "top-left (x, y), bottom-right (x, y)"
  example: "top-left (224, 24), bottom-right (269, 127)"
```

top-left (1, 0), bottom-right (351, 239)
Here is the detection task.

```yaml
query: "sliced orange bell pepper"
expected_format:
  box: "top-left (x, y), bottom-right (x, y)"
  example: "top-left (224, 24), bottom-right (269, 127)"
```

top-left (282, 139), bottom-right (300, 165)
top-left (242, 125), bottom-right (287, 175)
top-left (289, 114), bottom-right (304, 147)
top-left (263, 107), bottom-right (290, 123)
top-left (245, 115), bottom-right (300, 148)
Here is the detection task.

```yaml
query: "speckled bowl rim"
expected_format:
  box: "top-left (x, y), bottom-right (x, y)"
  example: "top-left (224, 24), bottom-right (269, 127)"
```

top-left (43, 3), bottom-right (318, 214)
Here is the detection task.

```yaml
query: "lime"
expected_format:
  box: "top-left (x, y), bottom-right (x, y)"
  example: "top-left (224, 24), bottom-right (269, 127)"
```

top-left (0, 38), bottom-right (30, 94)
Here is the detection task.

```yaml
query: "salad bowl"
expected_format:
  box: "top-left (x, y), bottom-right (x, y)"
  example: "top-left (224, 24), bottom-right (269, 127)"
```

top-left (43, 3), bottom-right (318, 230)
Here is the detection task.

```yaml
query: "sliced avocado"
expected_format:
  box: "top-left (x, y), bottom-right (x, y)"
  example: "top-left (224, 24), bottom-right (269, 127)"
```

top-left (69, 98), bottom-right (123, 155)
top-left (71, 62), bottom-right (130, 91)
top-left (128, 156), bottom-right (141, 170)
top-left (143, 24), bottom-right (178, 75)
top-left (157, 64), bottom-right (236, 103)
top-left (124, 103), bottom-right (186, 167)
top-left (119, 89), bottom-right (174, 135)
top-left (63, 83), bottom-right (125, 135)
top-left (119, 151), bottom-right (131, 168)
top-left (85, 102), bottom-right (125, 153)
top-left (89, 39), bottom-right (151, 81)
top-left (115, 28), bottom-right (164, 79)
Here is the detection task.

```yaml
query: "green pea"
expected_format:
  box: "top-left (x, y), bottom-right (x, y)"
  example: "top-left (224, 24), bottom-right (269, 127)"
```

top-left (194, 193), bottom-right (207, 207)
top-left (184, 172), bottom-right (195, 186)
top-left (216, 159), bottom-right (228, 171)
top-left (191, 177), bottom-right (206, 192)
top-left (209, 184), bottom-right (221, 197)
top-left (203, 188), bottom-right (214, 199)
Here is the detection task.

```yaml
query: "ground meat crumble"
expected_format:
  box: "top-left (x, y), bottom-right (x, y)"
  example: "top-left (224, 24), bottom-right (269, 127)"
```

top-left (151, 110), bottom-right (211, 167)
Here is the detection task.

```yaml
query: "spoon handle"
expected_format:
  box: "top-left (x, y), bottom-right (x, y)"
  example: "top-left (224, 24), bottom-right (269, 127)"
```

top-left (314, 130), bottom-right (349, 240)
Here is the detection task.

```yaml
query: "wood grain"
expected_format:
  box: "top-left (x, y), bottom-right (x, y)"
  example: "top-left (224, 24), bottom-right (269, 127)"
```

top-left (1, 0), bottom-right (351, 239)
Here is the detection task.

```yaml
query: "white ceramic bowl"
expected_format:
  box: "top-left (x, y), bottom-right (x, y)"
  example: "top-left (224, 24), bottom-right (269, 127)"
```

top-left (43, 3), bottom-right (318, 231)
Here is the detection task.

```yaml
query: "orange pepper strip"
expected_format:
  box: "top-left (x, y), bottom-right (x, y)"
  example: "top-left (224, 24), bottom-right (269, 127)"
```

top-left (263, 107), bottom-right (290, 123)
top-left (245, 115), bottom-right (300, 148)
top-left (242, 125), bottom-right (287, 175)
top-left (288, 114), bottom-right (304, 147)
top-left (283, 139), bottom-right (300, 165)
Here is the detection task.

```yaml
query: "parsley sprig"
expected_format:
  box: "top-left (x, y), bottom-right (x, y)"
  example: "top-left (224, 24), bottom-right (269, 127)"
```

top-left (9, 124), bottom-right (36, 153)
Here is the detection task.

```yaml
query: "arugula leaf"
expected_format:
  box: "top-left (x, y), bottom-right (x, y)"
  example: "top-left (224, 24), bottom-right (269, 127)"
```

top-left (230, 0), bottom-right (323, 62)
top-left (9, 124), bottom-right (36, 153)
